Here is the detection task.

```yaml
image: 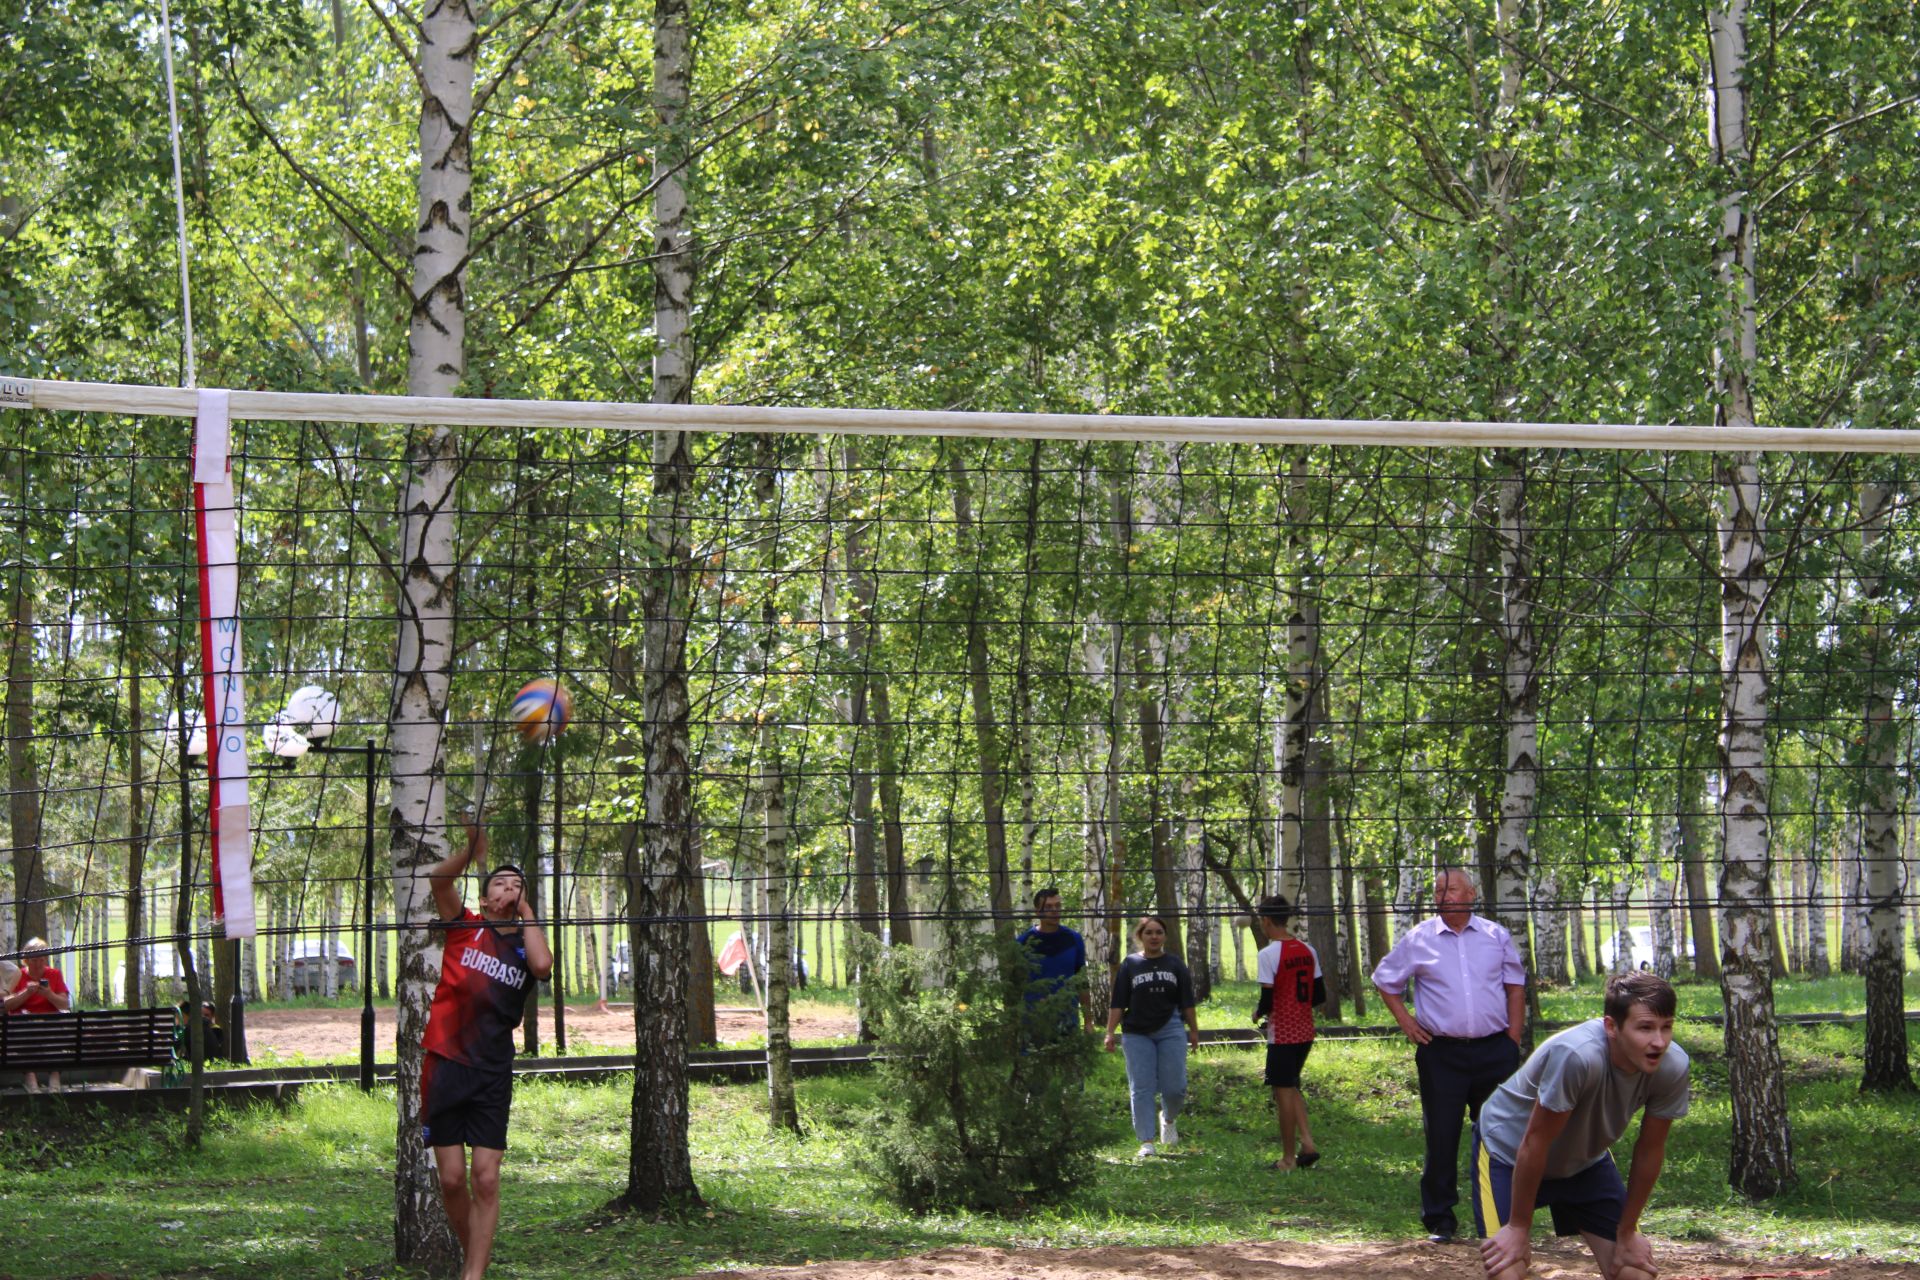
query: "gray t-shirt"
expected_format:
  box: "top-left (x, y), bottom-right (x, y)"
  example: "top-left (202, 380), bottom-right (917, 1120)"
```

top-left (1478, 1018), bottom-right (1690, 1179)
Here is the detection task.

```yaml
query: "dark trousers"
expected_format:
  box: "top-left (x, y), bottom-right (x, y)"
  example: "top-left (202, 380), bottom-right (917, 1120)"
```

top-left (1414, 1031), bottom-right (1521, 1235)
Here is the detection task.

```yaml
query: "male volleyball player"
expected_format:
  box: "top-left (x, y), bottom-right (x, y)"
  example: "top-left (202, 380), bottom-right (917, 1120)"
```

top-left (1252, 894), bottom-right (1325, 1170)
top-left (1473, 971), bottom-right (1688, 1280)
top-left (421, 812), bottom-right (552, 1280)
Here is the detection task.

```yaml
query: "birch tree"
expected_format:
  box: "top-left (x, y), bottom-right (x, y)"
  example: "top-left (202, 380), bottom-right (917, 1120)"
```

top-left (1677, 770), bottom-right (1720, 979)
top-left (614, 0), bottom-right (703, 1213)
top-left (387, 0), bottom-right (478, 1266)
top-left (946, 449), bottom-right (1014, 928)
top-left (1483, 0), bottom-right (1537, 1040)
top-left (755, 437), bottom-right (800, 1132)
top-left (1707, 0), bottom-right (1795, 1197)
top-left (1856, 478), bottom-right (1913, 1090)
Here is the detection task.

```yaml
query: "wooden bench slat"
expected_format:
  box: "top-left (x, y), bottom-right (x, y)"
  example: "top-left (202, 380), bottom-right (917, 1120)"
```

top-left (2, 1009), bottom-right (176, 1073)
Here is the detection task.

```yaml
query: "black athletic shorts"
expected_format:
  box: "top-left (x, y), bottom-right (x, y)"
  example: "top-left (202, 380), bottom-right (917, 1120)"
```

top-left (421, 1052), bottom-right (513, 1151)
top-left (1471, 1124), bottom-right (1625, 1240)
top-left (1264, 1040), bottom-right (1313, 1088)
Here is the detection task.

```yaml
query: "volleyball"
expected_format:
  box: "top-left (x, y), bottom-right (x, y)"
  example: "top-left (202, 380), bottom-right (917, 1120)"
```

top-left (510, 678), bottom-right (573, 743)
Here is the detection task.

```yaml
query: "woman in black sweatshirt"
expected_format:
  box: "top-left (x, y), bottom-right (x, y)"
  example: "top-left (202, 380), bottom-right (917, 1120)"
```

top-left (1103, 915), bottom-right (1201, 1158)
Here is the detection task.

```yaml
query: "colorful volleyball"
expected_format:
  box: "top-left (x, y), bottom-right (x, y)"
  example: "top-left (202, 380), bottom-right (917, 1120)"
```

top-left (510, 678), bottom-right (573, 743)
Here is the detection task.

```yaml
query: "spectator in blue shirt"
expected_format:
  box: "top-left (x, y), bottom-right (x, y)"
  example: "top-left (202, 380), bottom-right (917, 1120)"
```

top-left (1016, 887), bottom-right (1094, 1037)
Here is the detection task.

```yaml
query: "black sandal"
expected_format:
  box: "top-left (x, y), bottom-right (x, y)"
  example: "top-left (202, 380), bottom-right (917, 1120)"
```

top-left (1296, 1150), bottom-right (1321, 1168)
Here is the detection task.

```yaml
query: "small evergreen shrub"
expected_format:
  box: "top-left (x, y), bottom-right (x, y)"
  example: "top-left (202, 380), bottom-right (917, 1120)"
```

top-left (851, 929), bottom-right (1102, 1213)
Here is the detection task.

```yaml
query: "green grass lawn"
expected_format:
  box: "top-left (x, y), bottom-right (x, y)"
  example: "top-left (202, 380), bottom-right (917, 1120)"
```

top-left (2, 1005), bottom-right (1917, 1279)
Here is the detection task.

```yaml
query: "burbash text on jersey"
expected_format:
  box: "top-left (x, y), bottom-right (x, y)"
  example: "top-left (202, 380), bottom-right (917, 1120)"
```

top-left (461, 945), bottom-right (528, 988)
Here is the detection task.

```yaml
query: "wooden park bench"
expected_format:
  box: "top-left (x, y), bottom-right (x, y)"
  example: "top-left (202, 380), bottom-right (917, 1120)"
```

top-left (0, 1009), bottom-right (176, 1081)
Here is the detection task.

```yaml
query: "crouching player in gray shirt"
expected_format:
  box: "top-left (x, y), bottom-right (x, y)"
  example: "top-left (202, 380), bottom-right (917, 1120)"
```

top-left (1474, 972), bottom-right (1689, 1280)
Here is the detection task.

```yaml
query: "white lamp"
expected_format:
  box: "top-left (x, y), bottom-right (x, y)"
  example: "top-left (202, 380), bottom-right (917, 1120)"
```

top-left (262, 714), bottom-right (311, 760)
top-left (283, 685), bottom-right (340, 739)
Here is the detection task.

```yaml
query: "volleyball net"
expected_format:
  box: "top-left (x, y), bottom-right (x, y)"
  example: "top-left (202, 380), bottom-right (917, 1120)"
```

top-left (2, 380), bottom-right (1916, 1017)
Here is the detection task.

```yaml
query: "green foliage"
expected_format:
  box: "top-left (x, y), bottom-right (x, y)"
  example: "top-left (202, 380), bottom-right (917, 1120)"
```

top-left (852, 929), bottom-right (1101, 1213)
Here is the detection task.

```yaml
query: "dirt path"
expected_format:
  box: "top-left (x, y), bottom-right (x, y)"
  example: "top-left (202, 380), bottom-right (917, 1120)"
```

top-left (682, 1239), bottom-right (1915, 1280)
top-left (241, 1003), bottom-right (855, 1060)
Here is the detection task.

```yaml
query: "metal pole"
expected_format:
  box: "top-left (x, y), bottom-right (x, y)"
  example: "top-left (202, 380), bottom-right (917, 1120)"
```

top-left (361, 738), bottom-right (377, 1092)
top-left (228, 936), bottom-right (249, 1063)
top-left (173, 661), bottom-right (204, 1141)
top-left (552, 750), bottom-right (565, 1055)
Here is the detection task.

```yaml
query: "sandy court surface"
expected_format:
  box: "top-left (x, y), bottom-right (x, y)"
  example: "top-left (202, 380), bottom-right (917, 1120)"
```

top-left (241, 1004), bottom-right (855, 1060)
top-left (681, 1239), bottom-right (1916, 1280)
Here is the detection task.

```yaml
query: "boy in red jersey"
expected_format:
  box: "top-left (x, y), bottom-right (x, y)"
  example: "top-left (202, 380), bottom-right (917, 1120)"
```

top-left (422, 813), bottom-right (553, 1280)
top-left (1253, 894), bottom-right (1325, 1171)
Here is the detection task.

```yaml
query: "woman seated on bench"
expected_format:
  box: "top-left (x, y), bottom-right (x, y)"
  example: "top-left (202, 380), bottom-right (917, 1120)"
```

top-left (6, 939), bottom-right (72, 1092)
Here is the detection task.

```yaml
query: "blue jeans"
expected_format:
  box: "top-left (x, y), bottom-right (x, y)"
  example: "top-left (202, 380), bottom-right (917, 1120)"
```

top-left (1120, 1016), bottom-right (1188, 1141)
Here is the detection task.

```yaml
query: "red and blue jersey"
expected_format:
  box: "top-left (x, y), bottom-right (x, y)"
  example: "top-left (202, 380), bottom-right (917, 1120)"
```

top-left (422, 910), bottom-right (533, 1070)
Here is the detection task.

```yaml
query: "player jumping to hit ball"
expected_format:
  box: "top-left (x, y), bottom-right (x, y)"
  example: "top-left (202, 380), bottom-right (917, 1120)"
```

top-left (420, 812), bottom-right (553, 1280)
top-left (1473, 971), bottom-right (1689, 1280)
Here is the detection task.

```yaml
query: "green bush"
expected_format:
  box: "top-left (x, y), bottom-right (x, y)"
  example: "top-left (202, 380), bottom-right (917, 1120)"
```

top-left (851, 929), bottom-right (1103, 1213)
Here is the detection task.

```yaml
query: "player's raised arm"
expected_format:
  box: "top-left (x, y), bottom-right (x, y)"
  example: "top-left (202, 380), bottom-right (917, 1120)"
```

top-left (425, 813), bottom-right (486, 922)
top-left (514, 890), bottom-right (555, 981)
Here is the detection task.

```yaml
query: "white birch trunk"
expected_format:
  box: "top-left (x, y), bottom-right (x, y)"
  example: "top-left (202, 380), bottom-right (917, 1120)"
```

top-left (1839, 841), bottom-right (1866, 974)
top-left (1787, 858), bottom-right (1806, 971)
top-left (1907, 838), bottom-right (1920, 963)
top-left (1078, 758), bottom-right (1114, 1012)
top-left (322, 886), bottom-right (340, 1000)
top-left (76, 906), bottom-right (94, 1007)
top-left (1231, 905), bottom-right (1247, 981)
top-left (1485, 0), bottom-right (1535, 1036)
top-left (1709, 0), bottom-right (1793, 1197)
top-left (601, 874), bottom-right (617, 997)
top-left (274, 897), bottom-right (292, 1000)
top-left (242, 936), bottom-right (259, 1003)
top-left (1806, 855), bottom-right (1829, 977)
top-left (1906, 804), bottom-right (1919, 971)
top-left (1391, 844), bottom-right (1417, 944)
top-left (1857, 480), bottom-right (1912, 1087)
top-left (761, 731), bottom-right (799, 1131)
top-left (391, 0), bottom-right (477, 1264)
top-left (1277, 451), bottom-right (1316, 907)
top-left (1535, 872), bottom-right (1567, 984)
top-left (755, 441), bottom-right (800, 1134)
top-left (1491, 450), bottom-right (1537, 994)
top-left (1079, 622), bottom-right (1119, 1013)
top-left (583, 895), bottom-right (602, 1004)
top-left (1181, 816), bottom-right (1212, 1000)
top-left (50, 909), bottom-right (67, 995)
top-left (374, 897), bottom-right (389, 999)
top-left (1647, 862), bottom-right (1676, 979)
top-left (1208, 890), bottom-right (1223, 984)
top-left (1610, 883), bottom-right (1634, 973)
top-left (193, 899), bottom-right (210, 991)
top-left (1570, 902), bottom-right (1588, 980)
top-left (619, 0), bottom-right (702, 1210)
top-left (743, 874), bottom-right (764, 985)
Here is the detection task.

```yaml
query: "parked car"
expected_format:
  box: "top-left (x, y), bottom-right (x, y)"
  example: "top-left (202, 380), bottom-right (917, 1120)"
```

top-left (112, 946), bottom-right (185, 1004)
top-left (285, 941), bottom-right (358, 994)
top-left (1602, 926), bottom-right (1692, 972)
